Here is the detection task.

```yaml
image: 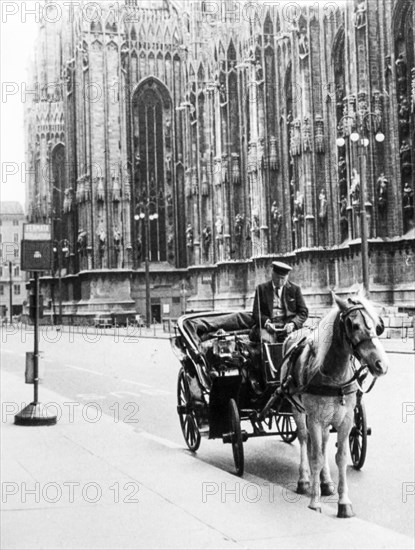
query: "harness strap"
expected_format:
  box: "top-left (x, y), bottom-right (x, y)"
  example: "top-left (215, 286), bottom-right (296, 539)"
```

top-left (305, 382), bottom-right (357, 398)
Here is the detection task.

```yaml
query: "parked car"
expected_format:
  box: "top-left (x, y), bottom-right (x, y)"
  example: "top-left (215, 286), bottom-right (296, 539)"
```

top-left (93, 315), bottom-right (113, 328)
top-left (134, 314), bottom-right (146, 327)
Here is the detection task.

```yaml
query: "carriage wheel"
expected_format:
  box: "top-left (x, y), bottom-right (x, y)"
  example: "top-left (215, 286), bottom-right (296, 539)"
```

top-left (229, 398), bottom-right (244, 476)
top-left (349, 397), bottom-right (367, 470)
top-left (177, 368), bottom-right (201, 452)
top-left (276, 413), bottom-right (297, 443)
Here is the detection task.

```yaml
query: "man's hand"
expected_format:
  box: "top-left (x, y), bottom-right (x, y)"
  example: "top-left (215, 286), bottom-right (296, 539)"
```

top-left (285, 322), bottom-right (295, 334)
top-left (265, 320), bottom-right (275, 334)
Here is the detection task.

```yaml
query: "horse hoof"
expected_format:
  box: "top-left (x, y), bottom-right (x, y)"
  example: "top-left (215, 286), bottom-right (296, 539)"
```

top-left (308, 505), bottom-right (322, 513)
top-left (296, 481), bottom-right (310, 495)
top-left (337, 504), bottom-right (355, 518)
top-left (320, 482), bottom-right (335, 496)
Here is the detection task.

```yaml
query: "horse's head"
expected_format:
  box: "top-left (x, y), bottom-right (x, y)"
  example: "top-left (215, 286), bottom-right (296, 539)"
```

top-left (332, 292), bottom-right (389, 377)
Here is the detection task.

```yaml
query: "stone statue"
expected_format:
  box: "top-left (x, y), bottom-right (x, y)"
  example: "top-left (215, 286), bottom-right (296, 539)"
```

top-left (294, 191), bottom-right (304, 220)
top-left (165, 117), bottom-right (172, 148)
top-left (403, 182), bottom-right (414, 211)
top-left (219, 83), bottom-right (227, 104)
top-left (318, 189), bottom-right (328, 224)
top-left (97, 221), bottom-right (106, 256)
top-left (336, 84), bottom-right (344, 109)
top-left (377, 174), bottom-right (388, 212)
top-left (302, 117), bottom-right (312, 152)
top-left (136, 236), bottom-right (142, 263)
top-left (340, 195), bottom-right (348, 220)
top-left (400, 140), bottom-right (411, 164)
top-left (399, 96), bottom-right (410, 120)
top-left (350, 168), bottom-right (360, 205)
top-left (395, 53), bottom-right (407, 81)
top-left (82, 48), bottom-right (89, 70)
top-left (165, 154), bottom-right (172, 183)
top-left (255, 61), bottom-right (263, 83)
top-left (271, 201), bottom-right (282, 235)
top-left (252, 208), bottom-right (260, 236)
top-left (298, 27), bottom-right (309, 58)
top-left (202, 226), bottom-right (211, 259)
top-left (215, 216), bottom-right (223, 237)
top-left (120, 42), bottom-right (129, 69)
top-left (398, 96), bottom-right (410, 133)
top-left (354, 0), bottom-right (367, 28)
top-left (339, 195), bottom-right (348, 232)
top-left (234, 214), bottom-right (244, 239)
top-left (77, 230), bottom-right (87, 255)
top-left (186, 223), bottom-right (194, 249)
top-left (113, 226), bottom-right (122, 249)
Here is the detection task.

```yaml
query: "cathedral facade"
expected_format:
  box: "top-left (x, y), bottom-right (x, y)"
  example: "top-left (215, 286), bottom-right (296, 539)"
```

top-left (25, 0), bottom-right (414, 323)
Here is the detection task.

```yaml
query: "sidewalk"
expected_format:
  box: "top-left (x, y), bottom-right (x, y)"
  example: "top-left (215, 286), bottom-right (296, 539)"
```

top-left (8, 323), bottom-right (415, 354)
top-left (1, 371), bottom-right (414, 550)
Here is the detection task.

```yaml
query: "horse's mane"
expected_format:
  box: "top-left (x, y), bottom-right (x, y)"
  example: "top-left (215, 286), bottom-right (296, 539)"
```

top-left (307, 308), bottom-right (339, 379)
top-left (353, 290), bottom-right (381, 327)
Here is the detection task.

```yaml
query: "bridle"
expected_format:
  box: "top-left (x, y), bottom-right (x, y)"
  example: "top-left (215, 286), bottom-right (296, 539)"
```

top-left (339, 303), bottom-right (382, 394)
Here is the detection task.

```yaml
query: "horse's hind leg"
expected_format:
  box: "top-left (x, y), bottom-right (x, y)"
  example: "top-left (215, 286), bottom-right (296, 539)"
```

top-left (320, 425), bottom-right (335, 496)
top-left (293, 410), bottom-right (310, 494)
top-left (336, 416), bottom-right (354, 518)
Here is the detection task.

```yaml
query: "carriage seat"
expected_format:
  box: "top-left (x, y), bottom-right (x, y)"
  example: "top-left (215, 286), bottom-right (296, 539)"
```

top-left (185, 311), bottom-right (255, 345)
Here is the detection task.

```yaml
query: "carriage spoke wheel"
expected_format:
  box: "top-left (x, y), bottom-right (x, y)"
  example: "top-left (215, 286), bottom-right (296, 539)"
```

top-left (177, 368), bottom-right (201, 452)
top-left (276, 413), bottom-right (297, 443)
top-left (229, 398), bottom-right (244, 477)
top-left (349, 397), bottom-right (367, 470)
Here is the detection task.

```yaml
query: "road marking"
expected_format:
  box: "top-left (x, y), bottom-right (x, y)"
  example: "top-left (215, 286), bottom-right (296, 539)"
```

top-left (141, 388), bottom-right (171, 396)
top-left (121, 379), bottom-right (151, 388)
top-left (109, 390), bottom-right (141, 399)
top-left (65, 364), bottom-right (105, 376)
top-left (76, 394), bottom-right (106, 400)
top-left (138, 431), bottom-right (182, 449)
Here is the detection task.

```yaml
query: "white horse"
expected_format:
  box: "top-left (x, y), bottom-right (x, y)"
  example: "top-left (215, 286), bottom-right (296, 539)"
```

top-left (283, 292), bottom-right (389, 517)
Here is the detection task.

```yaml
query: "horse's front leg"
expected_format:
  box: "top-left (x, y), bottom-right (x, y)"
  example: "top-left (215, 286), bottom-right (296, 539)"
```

top-left (336, 412), bottom-right (354, 518)
top-left (292, 410), bottom-right (310, 494)
top-left (320, 424), bottom-right (335, 496)
top-left (306, 419), bottom-right (324, 512)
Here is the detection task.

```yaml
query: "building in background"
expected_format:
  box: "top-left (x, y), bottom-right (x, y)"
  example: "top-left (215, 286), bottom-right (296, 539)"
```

top-left (24, 0), bottom-right (414, 323)
top-left (0, 202), bottom-right (26, 319)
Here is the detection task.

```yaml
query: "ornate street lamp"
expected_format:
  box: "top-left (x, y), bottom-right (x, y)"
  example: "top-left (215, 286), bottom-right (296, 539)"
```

top-left (134, 202), bottom-right (158, 328)
top-left (336, 111), bottom-right (385, 294)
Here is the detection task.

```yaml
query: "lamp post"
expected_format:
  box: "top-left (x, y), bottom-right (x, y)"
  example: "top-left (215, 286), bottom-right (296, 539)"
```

top-left (52, 239), bottom-right (69, 325)
top-left (8, 260), bottom-right (13, 324)
top-left (134, 202), bottom-right (158, 328)
top-left (1, 259), bottom-right (16, 323)
top-left (336, 111), bottom-right (385, 295)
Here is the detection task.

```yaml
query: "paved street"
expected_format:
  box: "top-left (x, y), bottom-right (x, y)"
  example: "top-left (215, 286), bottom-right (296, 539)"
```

top-left (1, 326), bottom-right (414, 547)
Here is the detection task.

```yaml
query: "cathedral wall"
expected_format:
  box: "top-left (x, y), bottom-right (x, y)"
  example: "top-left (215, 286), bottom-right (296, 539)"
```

top-left (27, 0), bottom-right (414, 319)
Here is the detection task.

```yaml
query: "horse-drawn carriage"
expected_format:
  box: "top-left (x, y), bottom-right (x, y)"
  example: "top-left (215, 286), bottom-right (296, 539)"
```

top-left (171, 306), bottom-right (374, 479)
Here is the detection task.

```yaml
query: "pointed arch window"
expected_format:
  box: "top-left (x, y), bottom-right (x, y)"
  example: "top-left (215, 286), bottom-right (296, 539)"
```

top-left (132, 80), bottom-right (173, 262)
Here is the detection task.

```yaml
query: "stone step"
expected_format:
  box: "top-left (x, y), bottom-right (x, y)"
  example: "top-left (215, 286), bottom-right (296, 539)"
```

top-left (379, 327), bottom-right (415, 339)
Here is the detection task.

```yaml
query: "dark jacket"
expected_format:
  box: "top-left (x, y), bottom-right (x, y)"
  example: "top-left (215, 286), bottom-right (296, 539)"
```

top-left (252, 280), bottom-right (308, 330)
